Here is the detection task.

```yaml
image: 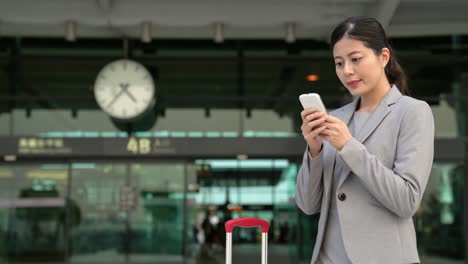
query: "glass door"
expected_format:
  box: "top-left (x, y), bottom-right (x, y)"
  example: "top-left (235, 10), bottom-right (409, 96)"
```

top-left (185, 159), bottom-right (298, 264)
top-left (128, 162), bottom-right (186, 263)
top-left (0, 162), bottom-right (69, 263)
top-left (69, 161), bottom-right (187, 264)
top-left (69, 162), bottom-right (127, 263)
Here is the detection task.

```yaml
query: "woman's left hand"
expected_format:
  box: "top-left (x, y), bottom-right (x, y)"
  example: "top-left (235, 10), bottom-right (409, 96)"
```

top-left (320, 115), bottom-right (353, 150)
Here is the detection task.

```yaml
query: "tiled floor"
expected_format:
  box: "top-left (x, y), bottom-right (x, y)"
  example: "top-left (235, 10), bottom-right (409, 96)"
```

top-left (1, 244), bottom-right (464, 264)
top-left (189, 244), bottom-right (465, 264)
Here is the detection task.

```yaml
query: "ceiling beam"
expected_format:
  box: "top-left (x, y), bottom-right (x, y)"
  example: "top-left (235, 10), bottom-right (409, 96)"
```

top-left (96, 0), bottom-right (115, 13)
top-left (389, 23), bottom-right (468, 37)
top-left (367, 0), bottom-right (401, 29)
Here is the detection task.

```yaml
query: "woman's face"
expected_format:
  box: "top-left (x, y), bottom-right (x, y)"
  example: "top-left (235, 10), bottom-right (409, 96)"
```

top-left (333, 37), bottom-right (389, 97)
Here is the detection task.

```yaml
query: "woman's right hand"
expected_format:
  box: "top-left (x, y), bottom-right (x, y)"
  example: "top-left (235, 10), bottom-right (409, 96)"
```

top-left (301, 108), bottom-right (327, 158)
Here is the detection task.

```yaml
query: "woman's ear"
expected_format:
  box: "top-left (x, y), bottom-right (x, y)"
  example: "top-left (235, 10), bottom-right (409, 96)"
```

top-left (381, 47), bottom-right (390, 67)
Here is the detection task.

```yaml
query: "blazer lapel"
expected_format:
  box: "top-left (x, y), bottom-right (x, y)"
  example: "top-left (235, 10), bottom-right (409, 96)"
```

top-left (336, 85), bottom-right (402, 189)
top-left (323, 98), bottom-right (358, 195)
top-left (339, 97), bottom-right (359, 126)
top-left (322, 141), bottom-right (335, 196)
top-left (355, 101), bottom-right (390, 143)
top-left (356, 85), bottom-right (402, 143)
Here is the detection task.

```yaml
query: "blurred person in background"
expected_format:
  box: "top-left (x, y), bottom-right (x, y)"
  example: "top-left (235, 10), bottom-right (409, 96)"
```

top-left (295, 16), bottom-right (434, 264)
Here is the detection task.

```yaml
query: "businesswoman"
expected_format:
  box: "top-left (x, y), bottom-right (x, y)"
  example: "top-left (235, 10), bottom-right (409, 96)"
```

top-left (295, 16), bottom-right (434, 264)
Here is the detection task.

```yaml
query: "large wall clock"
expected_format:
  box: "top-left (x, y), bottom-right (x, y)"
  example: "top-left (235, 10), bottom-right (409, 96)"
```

top-left (94, 59), bottom-right (155, 120)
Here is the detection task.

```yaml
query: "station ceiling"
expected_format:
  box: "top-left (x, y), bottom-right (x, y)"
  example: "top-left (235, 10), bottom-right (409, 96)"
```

top-left (0, 0), bottom-right (467, 116)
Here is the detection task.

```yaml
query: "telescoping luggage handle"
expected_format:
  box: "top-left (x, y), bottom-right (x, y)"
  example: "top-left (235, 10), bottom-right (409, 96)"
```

top-left (225, 217), bottom-right (270, 264)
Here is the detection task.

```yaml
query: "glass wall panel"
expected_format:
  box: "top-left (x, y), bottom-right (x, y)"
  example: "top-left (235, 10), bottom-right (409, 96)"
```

top-left (417, 163), bottom-right (465, 263)
top-left (0, 164), bottom-right (16, 264)
top-left (0, 113), bottom-right (11, 136)
top-left (0, 163), bottom-right (68, 263)
top-left (69, 163), bottom-right (127, 263)
top-left (8, 108), bottom-right (297, 138)
top-left (187, 159), bottom-right (297, 264)
top-left (128, 162), bottom-right (185, 263)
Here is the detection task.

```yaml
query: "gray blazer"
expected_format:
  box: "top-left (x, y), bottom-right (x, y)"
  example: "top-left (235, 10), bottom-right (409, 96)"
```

top-left (295, 85), bottom-right (434, 264)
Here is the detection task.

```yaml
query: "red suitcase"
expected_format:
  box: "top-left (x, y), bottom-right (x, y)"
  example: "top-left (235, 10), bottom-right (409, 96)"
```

top-left (224, 217), bottom-right (270, 264)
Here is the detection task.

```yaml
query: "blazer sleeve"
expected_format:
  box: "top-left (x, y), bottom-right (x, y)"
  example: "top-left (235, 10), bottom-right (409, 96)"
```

top-left (338, 101), bottom-right (434, 219)
top-left (295, 147), bottom-right (324, 215)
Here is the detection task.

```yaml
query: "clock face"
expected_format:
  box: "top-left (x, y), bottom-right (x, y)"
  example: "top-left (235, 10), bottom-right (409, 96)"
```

top-left (94, 59), bottom-right (155, 120)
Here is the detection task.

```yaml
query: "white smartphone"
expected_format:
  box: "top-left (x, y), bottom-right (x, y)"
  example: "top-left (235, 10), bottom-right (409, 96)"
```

top-left (299, 93), bottom-right (327, 113)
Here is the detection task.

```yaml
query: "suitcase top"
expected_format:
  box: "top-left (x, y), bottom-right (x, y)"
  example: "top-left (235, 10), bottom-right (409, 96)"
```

top-left (225, 217), bottom-right (270, 233)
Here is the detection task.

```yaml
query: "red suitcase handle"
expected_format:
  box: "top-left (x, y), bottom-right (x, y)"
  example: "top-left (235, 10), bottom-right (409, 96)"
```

top-left (225, 217), bottom-right (269, 233)
top-left (225, 218), bottom-right (269, 264)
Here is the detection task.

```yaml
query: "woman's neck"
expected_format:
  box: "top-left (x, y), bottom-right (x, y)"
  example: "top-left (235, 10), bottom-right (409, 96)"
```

top-left (358, 82), bottom-right (391, 112)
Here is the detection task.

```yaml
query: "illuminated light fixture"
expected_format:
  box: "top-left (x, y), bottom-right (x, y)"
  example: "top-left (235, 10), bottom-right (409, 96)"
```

top-left (65, 20), bottom-right (77, 42)
top-left (237, 154), bottom-right (248, 160)
top-left (214, 22), bottom-right (224, 43)
top-left (188, 183), bottom-right (199, 191)
top-left (71, 163), bottom-right (96, 169)
top-left (3, 155), bottom-right (16, 162)
top-left (194, 159), bottom-right (289, 169)
top-left (27, 170), bottom-right (67, 180)
top-left (141, 21), bottom-right (152, 43)
top-left (227, 204), bottom-right (243, 212)
top-left (306, 74), bottom-right (320, 82)
top-left (285, 22), bottom-right (296, 44)
top-left (0, 168), bottom-right (14, 178)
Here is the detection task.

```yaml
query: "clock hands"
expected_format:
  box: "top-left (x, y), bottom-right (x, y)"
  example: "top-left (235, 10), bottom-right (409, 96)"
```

top-left (95, 60), bottom-right (154, 120)
top-left (120, 83), bottom-right (137, 103)
top-left (106, 88), bottom-right (126, 109)
top-left (106, 83), bottom-right (137, 109)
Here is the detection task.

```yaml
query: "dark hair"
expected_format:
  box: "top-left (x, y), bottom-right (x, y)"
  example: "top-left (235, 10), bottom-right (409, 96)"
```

top-left (330, 16), bottom-right (408, 95)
